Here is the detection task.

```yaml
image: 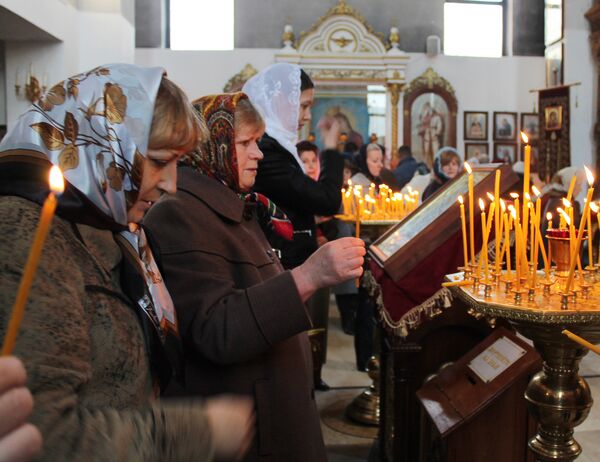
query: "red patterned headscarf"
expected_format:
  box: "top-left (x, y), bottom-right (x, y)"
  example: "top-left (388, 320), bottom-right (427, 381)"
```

top-left (182, 93), bottom-right (293, 241)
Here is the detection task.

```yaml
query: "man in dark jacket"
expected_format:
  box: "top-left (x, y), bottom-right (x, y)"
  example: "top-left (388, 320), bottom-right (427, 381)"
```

top-left (391, 145), bottom-right (419, 189)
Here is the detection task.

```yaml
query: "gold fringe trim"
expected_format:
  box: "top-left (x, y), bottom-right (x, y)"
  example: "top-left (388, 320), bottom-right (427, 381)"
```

top-left (362, 270), bottom-right (453, 338)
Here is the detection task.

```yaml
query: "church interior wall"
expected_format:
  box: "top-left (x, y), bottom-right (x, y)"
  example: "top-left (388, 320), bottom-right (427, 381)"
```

top-left (564, 0), bottom-right (596, 170)
top-left (1, 0), bottom-right (134, 127)
top-left (135, 47), bottom-right (545, 158)
top-left (234, 0), bottom-right (544, 56)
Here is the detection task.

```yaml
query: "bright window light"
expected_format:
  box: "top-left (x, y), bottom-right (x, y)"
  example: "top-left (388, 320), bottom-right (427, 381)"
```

top-left (170, 0), bottom-right (234, 50)
top-left (444, 3), bottom-right (503, 57)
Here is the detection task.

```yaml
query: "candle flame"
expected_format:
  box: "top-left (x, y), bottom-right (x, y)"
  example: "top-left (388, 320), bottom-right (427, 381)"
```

top-left (532, 185), bottom-right (541, 197)
top-left (562, 198), bottom-right (572, 208)
top-left (500, 199), bottom-right (506, 211)
top-left (508, 204), bottom-right (515, 213)
top-left (464, 162), bottom-right (472, 174)
top-left (520, 131), bottom-right (529, 144)
top-left (558, 208), bottom-right (571, 225)
top-left (591, 202), bottom-right (599, 214)
top-left (546, 212), bottom-right (553, 220)
top-left (486, 192), bottom-right (494, 201)
top-left (479, 198), bottom-right (485, 211)
top-left (510, 192), bottom-right (519, 199)
top-left (510, 208), bottom-right (517, 219)
top-left (458, 195), bottom-right (464, 204)
top-left (585, 166), bottom-right (594, 186)
top-left (49, 166), bottom-right (65, 194)
top-left (524, 192), bottom-right (531, 201)
top-left (407, 186), bottom-right (413, 193)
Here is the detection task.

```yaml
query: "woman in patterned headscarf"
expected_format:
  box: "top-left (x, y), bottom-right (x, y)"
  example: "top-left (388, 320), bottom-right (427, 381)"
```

top-left (143, 92), bottom-right (365, 462)
top-left (0, 64), bottom-right (253, 461)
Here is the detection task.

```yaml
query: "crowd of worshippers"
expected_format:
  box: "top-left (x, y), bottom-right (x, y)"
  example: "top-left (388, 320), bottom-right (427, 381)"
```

top-left (0, 62), bottom-right (589, 462)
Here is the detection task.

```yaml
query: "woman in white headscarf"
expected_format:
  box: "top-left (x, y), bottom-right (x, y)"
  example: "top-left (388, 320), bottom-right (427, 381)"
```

top-left (243, 63), bottom-right (345, 390)
top-left (0, 64), bottom-right (253, 461)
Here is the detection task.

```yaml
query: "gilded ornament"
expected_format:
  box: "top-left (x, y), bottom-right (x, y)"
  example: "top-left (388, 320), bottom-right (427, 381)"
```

top-left (297, 0), bottom-right (385, 49)
top-left (404, 67), bottom-right (456, 97)
top-left (223, 64), bottom-right (258, 93)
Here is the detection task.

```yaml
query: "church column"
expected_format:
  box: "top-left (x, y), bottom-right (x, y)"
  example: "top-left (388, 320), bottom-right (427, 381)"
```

top-left (387, 83), bottom-right (402, 156)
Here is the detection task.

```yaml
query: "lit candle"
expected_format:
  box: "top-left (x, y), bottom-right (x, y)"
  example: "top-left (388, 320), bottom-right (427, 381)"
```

top-left (503, 212), bottom-right (511, 278)
top-left (565, 167), bottom-right (595, 293)
top-left (458, 195), bottom-right (469, 271)
top-left (586, 198), bottom-right (593, 269)
top-left (494, 169), bottom-right (501, 274)
top-left (465, 162), bottom-right (475, 271)
top-left (479, 199), bottom-right (489, 280)
top-left (591, 202), bottom-right (600, 267)
top-left (2, 166), bottom-right (64, 355)
top-left (521, 132), bottom-right (531, 249)
top-left (510, 208), bottom-right (522, 290)
top-left (566, 176), bottom-right (577, 202)
top-left (547, 212), bottom-right (553, 231)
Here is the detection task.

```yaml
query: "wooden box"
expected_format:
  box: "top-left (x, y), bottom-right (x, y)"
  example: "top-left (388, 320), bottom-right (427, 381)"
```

top-left (416, 327), bottom-right (541, 462)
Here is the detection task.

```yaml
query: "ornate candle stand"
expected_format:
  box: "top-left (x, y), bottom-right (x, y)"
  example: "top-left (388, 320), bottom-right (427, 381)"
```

top-left (450, 277), bottom-right (600, 462)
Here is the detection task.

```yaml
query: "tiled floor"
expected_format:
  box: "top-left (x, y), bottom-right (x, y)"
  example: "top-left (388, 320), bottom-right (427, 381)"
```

top-left (318, 298), bottom-right (600, 461)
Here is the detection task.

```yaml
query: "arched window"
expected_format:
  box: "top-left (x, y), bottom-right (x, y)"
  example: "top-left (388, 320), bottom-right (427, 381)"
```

top-left (444, 0), bottom-right (504, 57)
top-left (169, 0), bottom-right (234, 50)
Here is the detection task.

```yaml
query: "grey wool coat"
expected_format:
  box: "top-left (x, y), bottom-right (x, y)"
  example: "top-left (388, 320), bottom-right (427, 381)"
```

top-left (143, 166), bottom-right (327, 462)
top-left (0, 195), bottom-right (214, 462)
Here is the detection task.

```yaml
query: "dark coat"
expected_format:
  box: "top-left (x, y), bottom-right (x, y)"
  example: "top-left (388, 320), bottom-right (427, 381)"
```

top-left (143, 166), bottom-right (326, 462)
top-left (392, 155), bottom-right (419, 189)
top-left (254, 133), bottom-right (344, 268)
top-left (0, 196), bottom-right (213, 462)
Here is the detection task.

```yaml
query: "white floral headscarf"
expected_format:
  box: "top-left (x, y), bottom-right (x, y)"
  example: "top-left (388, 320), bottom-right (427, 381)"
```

top-left (0, 63), bottom-right (178, 339)
top-left (242, 63), bottom-right (305, 172)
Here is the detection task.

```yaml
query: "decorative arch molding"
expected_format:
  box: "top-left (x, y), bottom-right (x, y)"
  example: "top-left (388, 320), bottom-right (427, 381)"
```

top-left (275, 0), bottom-right (409, 153)
top-left (403, 68), bottom-right (458, 168)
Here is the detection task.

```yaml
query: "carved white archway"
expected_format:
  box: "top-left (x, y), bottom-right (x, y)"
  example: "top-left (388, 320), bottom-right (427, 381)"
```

top-left (275, 0), bottom-right (409, 154)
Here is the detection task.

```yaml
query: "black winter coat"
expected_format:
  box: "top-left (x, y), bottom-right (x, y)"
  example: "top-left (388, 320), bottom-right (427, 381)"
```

top-left (254, 134), bottom-right (344, 268)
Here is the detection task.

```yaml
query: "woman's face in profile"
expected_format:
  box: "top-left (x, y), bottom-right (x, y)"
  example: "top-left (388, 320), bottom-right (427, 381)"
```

top-left (298, 88), bottom-right (315, 131)
top-left (127, 148), bottom-right (183, 223)
top-left (366, 149), bottom-right (383, 178)
top-left (235, 122), bottom-right (265, 192)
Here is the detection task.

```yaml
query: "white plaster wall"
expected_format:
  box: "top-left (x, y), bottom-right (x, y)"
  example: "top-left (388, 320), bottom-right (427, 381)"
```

top-left (2, 2), bottom-right (135, 128)
top-left (564, 0), bottom-right (595, 169)
top-left (135, 47), bottom-right (545, 156)
top-left (77, 12), bottom-right (135, 69)
top-left (406, 53), bottom-right (545, 155)
top-left (134, 48), bottom-right (278, 98)
top-left (0, 0), bottom-right (73, 41)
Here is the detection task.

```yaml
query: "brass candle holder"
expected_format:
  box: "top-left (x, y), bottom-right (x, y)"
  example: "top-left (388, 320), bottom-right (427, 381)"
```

top-left (447, 272), bottom-right (600, 462)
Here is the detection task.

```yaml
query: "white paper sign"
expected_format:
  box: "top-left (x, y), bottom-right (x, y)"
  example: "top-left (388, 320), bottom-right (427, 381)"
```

top-left (468, 336), bottom-right (527, 383)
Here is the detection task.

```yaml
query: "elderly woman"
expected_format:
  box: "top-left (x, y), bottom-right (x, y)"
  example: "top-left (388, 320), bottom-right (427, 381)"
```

top-left (143, 92), bottom-right (365, 462)
top-left (0, 64), bottom-right (253, 461)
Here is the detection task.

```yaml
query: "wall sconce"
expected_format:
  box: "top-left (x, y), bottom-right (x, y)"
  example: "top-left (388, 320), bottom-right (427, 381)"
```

top-left (14, 66), bottom-right (47, 104)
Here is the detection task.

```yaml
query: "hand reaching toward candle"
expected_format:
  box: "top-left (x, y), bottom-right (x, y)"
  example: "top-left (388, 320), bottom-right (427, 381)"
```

top-left (317, 116), bottom-right (342, 150)
top-left (292, 237), bottom-right (366, 301)
top-left (0, 356), bottom-right (42, 462)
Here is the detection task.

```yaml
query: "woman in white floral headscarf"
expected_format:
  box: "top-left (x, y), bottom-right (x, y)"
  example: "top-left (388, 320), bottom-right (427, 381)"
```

top-left (0, 64), bottom-right (253, 462)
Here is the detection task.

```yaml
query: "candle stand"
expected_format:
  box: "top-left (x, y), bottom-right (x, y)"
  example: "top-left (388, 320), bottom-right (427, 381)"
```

top-left (448, 271), bottom-right (600, 461)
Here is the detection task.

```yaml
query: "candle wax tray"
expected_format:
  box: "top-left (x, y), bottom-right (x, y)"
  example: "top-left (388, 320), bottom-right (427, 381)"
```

top-left (446, 271), bottom-right (600, 324)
